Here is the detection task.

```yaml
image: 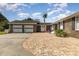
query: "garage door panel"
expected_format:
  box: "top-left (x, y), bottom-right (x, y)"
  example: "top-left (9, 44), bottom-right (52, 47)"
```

top-left (24, 29), bottom-right (33, 32)
top-left (13, 25), bottom-right (22, 28)
top-left (13, 29), bottom-right (22, 32)
top-left (24, 25), bottom-right (33, 28)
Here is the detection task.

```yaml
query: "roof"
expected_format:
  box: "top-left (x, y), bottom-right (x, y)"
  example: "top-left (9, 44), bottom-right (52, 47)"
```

top-left (9, 19), bottom-right (40, 24)
top-left (9, 19), bottom-right (52, 25)
top-left (53, 11), bottom-right (79, 24)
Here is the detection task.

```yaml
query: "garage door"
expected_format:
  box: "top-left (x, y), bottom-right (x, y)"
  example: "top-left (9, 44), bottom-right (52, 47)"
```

top-left (13, 29), bottom-right (22, 32)
top-left (13, 25), bottom-right (22, 32)
top-left (24, 25), bottom-right (33, 32)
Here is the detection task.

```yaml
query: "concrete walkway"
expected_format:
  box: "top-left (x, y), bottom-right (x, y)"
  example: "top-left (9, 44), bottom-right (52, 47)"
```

top-left (0, 33), bottom-right (33, 56)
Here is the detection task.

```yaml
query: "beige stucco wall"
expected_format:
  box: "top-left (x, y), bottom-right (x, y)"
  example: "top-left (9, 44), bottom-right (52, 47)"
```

top-left (64, 16), bottom-right (79, 38)
top-left (64, 19), bottom-right (72, 34)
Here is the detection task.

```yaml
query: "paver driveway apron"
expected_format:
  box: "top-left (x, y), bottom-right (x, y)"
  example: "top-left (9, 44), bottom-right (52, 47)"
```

top-left (0, 33), bottom-right (33, 56)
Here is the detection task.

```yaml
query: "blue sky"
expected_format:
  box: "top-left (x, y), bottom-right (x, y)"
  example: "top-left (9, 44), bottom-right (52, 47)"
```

top-left (0, 3), bottom-right (79, 22)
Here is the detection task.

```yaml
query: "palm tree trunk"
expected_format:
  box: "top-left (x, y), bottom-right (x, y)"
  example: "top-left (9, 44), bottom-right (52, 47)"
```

top-left (44, 18), bottom-right (45, 32)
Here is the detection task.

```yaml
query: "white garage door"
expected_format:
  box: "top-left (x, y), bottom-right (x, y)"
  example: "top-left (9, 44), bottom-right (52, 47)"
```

top-left (24, 25), bottom-right (33, 32)
top-left (13, 25), bottom-right (22, 32)
top-left (13, 29), bottom-right (22, 32)
top-left (24, 29), bottom-right (33, 32)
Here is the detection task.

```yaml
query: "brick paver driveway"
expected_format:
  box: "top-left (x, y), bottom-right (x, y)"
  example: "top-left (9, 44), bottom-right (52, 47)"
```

top-left (0, 33), bottom-right (33, 56)
top-left (23, 33), bottom-right (79, 56)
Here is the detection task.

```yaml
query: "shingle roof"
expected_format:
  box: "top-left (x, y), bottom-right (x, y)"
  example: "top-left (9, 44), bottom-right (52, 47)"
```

top-left (9, 19), bottom-right (40, 24)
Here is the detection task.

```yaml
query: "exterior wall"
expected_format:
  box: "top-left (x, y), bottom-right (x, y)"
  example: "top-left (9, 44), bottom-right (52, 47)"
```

top-left (56, 16), bottom-right (79, 38)
top-left (57, 23), bottom-right (60, 29)
top-left (54, 24), bottom-right (57, 30)
top-left (33, 25), bottom-right (37, 32)
top-left (63, 17), bottom-right (79, 38)
top-left (64, 18), bottom-right (72, 34)
top-left (9, 24), bottom-right (13, 33)
top-left (53, 14), bottom-right (79, 38)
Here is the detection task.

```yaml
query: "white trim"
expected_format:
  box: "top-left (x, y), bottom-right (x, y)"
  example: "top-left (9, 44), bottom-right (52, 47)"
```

top-left (41, 25), bottom-right (45, 31)
top-left (75, 17), bottom-right (79, 31)
top-left (60, 22), bottom-right (64, 30)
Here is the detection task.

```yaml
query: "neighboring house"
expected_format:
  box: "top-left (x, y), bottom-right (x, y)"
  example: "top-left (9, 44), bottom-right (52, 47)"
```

top-left (53, 11), bottom-right (79, 38)
top-left (9, 19), bottom-right (52, 33)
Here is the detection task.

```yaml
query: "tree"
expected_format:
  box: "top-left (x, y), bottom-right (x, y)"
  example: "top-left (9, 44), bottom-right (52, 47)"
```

top-left (43, 13), bottom-right (47, 32)
top-left (0, 13), bottom-right (9, 31)
top-left (23, 17), bottom-right (40, 23)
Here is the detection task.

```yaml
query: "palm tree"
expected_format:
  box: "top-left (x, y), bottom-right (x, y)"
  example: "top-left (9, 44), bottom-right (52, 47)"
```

top-left (43, 13), bottom-right (47, 32)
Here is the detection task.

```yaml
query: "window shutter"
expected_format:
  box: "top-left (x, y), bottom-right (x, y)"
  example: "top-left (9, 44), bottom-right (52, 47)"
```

top-left (72, 17), bottom-right (75, 30)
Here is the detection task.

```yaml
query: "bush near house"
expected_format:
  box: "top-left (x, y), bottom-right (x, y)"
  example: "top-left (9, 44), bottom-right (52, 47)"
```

top-left (55, 29), bottom-right (67, 37)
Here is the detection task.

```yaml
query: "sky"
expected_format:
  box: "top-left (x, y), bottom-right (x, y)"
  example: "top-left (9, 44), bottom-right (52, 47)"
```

top-left (0, 3), bottom-right (79, 23)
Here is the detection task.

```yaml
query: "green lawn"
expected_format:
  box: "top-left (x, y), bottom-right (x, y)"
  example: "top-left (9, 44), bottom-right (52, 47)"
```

top-left (0, 32), bottom-right (7, 35)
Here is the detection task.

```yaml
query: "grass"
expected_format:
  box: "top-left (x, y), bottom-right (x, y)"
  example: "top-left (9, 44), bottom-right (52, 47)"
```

top-left (0, 32), bottom-right (7, 35)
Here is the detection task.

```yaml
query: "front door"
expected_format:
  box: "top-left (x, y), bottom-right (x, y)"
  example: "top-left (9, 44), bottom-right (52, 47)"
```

top-left (46, 25), bottom-right (51, 32)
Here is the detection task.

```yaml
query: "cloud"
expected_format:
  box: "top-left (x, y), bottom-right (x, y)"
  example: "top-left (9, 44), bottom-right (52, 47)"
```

top-left (17, 12), bottom-right (29, 18)
top-left (0, 3), bottom-right (28, 12)
top-left (47, 8), bottom-right (51, 12)
top-left (48, 3), bottom-right (53, 7)
top-left (46, 3), bottom-right (72, 22)
top-left (48, 3), bottom-right (68, 16)
top-left (51, 10), bottom-right (71, 22)
top-left (31, 12), bottom-right (43, 21)
top-left (17, 12), bottom-right (42, 20)
top-left (53, 3), bottom-right (68, 8)
top-left (32, 12), bottom-right (41, 16)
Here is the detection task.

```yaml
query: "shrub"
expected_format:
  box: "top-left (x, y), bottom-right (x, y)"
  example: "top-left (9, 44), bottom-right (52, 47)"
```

top-left (0, 26), bottom-right (4, 31)
top-left (55, 29), bottom-right (67, 37)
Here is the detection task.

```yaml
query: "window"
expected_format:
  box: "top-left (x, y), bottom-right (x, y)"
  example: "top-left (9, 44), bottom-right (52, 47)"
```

top-left (75, 17), bottom-right (79, 31)
top-left (60, 22), bottom-right (63, 30)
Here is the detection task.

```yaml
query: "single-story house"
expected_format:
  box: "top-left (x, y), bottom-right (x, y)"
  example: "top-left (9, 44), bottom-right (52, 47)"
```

top-left (53, 11), bottom-right (79, 38)
top-left (9, 19), bottom-right (52, 33)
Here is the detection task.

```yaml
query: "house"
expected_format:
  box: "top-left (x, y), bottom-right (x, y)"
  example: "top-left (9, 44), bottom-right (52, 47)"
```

top-left (9, 19), bottom-right (52, 33)
top-left (53, 11), bottom-right (79, 38)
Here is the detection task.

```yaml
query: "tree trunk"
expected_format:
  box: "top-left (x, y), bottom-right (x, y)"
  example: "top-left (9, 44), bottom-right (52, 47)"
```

top-left (44, 18), bottom-right (45, 32)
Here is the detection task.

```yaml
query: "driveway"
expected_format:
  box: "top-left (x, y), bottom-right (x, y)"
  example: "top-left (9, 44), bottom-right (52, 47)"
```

top-left (23, 33), bottom-right (79, 56)
top-left (0, 33), bottom-right (33, 56)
